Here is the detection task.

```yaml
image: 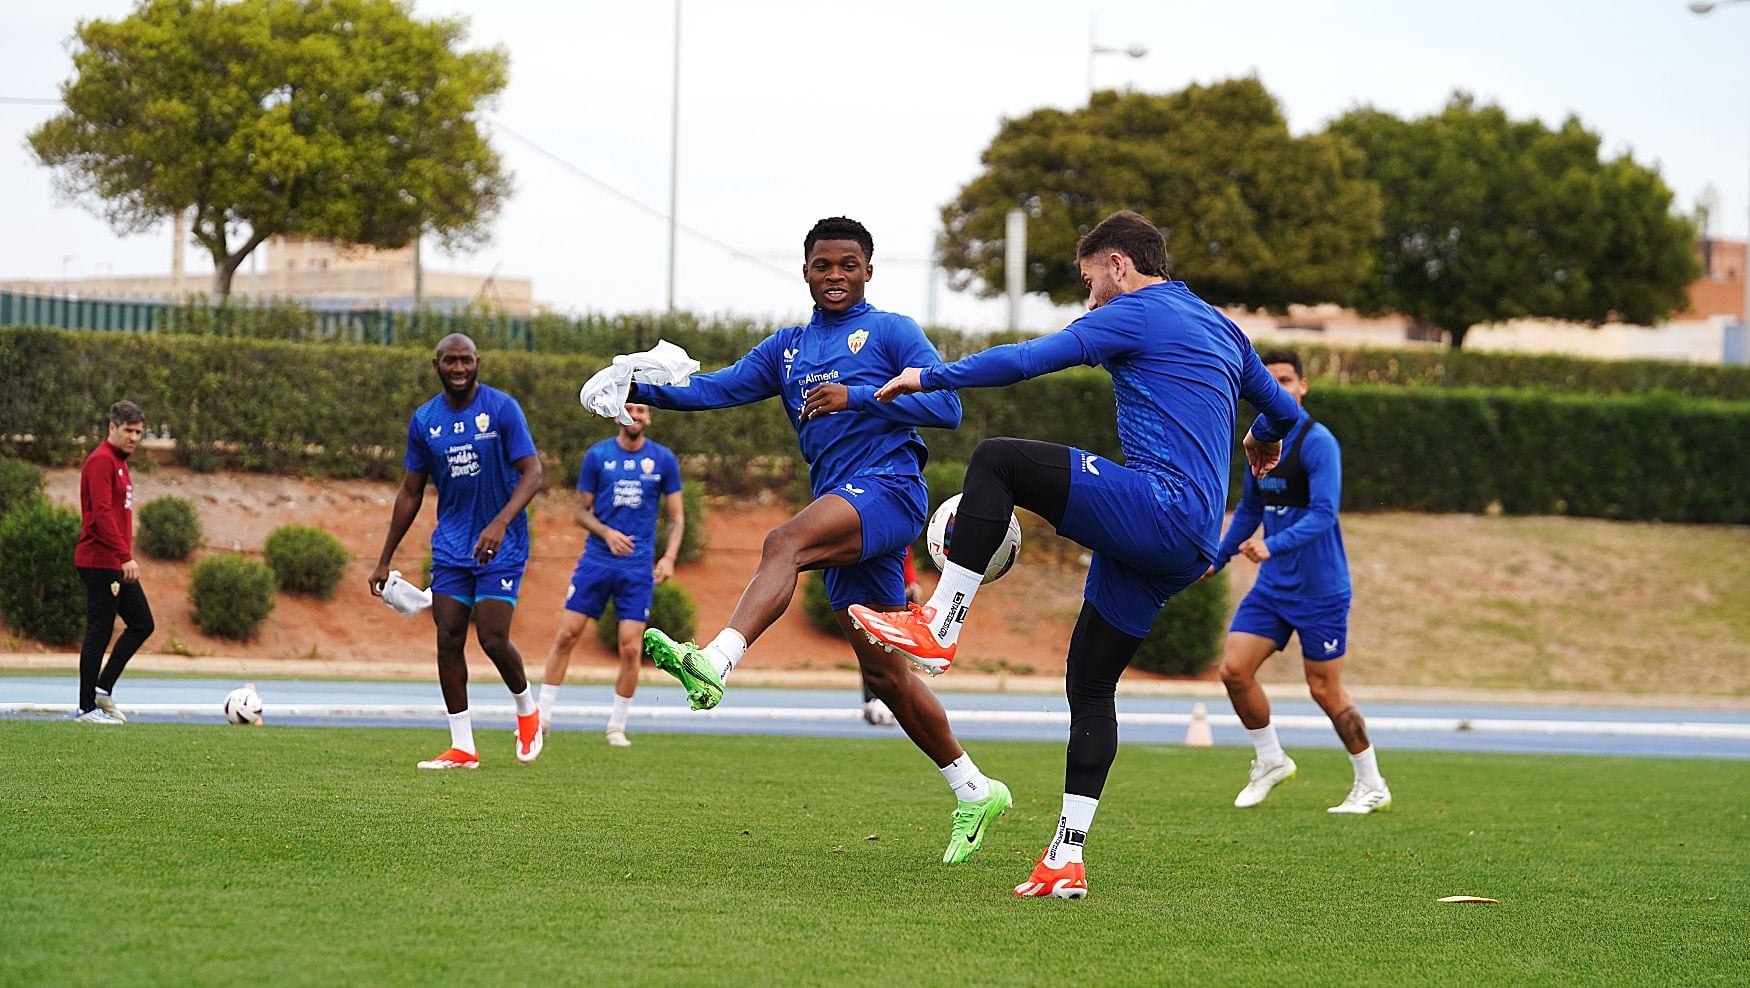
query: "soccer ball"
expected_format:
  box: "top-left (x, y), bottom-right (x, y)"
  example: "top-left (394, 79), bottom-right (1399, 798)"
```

top-left (926, 493), bottom-right (1021, 584)
top-left (222, 684), bottom-right (264, 725)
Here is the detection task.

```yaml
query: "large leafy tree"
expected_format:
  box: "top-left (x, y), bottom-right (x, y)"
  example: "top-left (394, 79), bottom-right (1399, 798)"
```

top-left (1327, 95), bottom-right (1700, 348)
top-left (29, 0), bottom-right (511, 301)
top-left (939, 78), bottom-right (1381, 311)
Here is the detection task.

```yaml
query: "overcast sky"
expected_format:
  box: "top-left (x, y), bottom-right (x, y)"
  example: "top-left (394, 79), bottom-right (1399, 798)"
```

top-left (1, 0), bottom-right (1744, 331)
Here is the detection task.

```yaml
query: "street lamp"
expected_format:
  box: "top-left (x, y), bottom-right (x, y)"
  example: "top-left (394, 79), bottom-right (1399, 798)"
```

top-left (1087, 19), bottom-right (1148, 98)
top-left (666, 0), bottom-right (682, 313)
top-left (1690, 0), bottom-right (1750, 362)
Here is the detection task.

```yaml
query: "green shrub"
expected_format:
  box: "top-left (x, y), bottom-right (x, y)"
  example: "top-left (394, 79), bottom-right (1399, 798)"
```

top-left (0, 501), bottom-right (84, 645)
top-left (189, 555), bottom-right (277, 640)
top-left (0, 458), bottom-right (45, 520)
top-left (1130, 571), bottom-right (1229, 677)
top-left (264, 525), bottom-right (350, 599)
top-left (597, 580), bottom-right (699, 651)
top-left (137, 495), bottom-right (203, 560)
top-left (673, 481), bottom-right (708, 564)
top-left (801, 571), bottom-right (843, 637)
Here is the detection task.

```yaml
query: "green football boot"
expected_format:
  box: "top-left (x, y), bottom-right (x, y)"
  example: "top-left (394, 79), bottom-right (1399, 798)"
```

top-left (942, 778), bottom-right (1012, 864)
top-left (644, 628), bottom-right (726, 711)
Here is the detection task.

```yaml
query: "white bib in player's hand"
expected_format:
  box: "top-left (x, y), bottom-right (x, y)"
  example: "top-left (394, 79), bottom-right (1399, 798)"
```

top-left (579, 340), bottom-right (700, 424)
top-left (381, 570), bottom-right (433, 617)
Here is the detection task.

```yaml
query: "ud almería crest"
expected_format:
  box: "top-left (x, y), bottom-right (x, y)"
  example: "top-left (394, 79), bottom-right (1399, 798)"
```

top-left (474, 412), bottom-right (491, 433)
top-left (847, 329), bottom-right (869, 355)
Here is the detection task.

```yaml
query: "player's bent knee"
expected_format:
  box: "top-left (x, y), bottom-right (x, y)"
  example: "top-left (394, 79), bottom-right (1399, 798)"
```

top-left (1219, 660), bottom-right (1254, 689)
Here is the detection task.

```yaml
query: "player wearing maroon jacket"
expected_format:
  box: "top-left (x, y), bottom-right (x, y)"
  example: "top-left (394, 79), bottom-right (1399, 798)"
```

top-left (74, 400), bottom-right (153, 724)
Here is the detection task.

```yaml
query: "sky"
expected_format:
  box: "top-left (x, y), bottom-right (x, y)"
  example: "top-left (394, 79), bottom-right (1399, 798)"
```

top-left (1, 0), bottom-right (1746, 331)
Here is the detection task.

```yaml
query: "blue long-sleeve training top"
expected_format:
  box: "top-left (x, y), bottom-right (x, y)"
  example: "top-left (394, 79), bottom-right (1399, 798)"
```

top-left (1212, 411), bottom-right (1352, 599)
top-left (917, 280), bottom-right (1300, 558)
top-left (631, 300), bottom-right (961, 495)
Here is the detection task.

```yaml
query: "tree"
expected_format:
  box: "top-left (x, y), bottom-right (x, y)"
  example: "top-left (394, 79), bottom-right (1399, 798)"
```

top-left (1327, 95), bottom-right (1701, 348)
top-left (29, 0), bottom-right (511, 301)
top-left (938, 78), bottom-right (1381, 312)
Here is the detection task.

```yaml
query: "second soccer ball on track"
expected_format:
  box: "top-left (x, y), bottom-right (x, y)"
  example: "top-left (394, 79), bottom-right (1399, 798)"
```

top-left (926, 493), bottom-right (1021, 584)
top-left (222, 684), bottom-right (264, 725)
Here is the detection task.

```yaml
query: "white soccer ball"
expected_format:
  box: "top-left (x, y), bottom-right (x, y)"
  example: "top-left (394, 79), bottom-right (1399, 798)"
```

top-left (222, 684), bottom-right (264, 725)
top-left (926, 493), bottom-right (1021, 584)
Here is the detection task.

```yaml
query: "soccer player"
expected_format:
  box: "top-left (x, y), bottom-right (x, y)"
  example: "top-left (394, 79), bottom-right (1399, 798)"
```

top-left (537, 403), bottom-right (684, 747)
top-left (851, 210), bottom-right (1302, 899)
top-left (72, 400), bottom-right (154, 724)
top-left (620, 216), bottom-right (1011, 864)
top-left (369, 334), bottom-right (545, 770)
top-left (1209, 350), bottom-right (1390, 814)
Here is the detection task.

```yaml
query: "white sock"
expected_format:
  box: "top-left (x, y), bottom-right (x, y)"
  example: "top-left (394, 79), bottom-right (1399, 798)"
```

top-left (1247, 723), bottom-right (1286, 766)
top-left (96, 686), bottom-right (112, 697)
top-left (446, 709), bottom-right (476, 755)
top-left (703, 628), bottom-right (747, 680)
top-left (1046, 794), bottom-right (1099, 867)
top-left (923, 562), bottom-right (982, 647)
top-left (1351, 745), bottom-right (1385, 787)
top-left (511, 685), bottom-right (536, 718)
top-left (939, 753), bottom-right (992, 802)
top-left (538, 683), bottom-right (560, 720)
top-left (607, 693), bottom-right (632, 733)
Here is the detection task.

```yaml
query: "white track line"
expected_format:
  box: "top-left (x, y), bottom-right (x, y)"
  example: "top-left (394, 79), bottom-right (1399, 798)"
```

top-left (5, 703), bottom-right (1748, 740)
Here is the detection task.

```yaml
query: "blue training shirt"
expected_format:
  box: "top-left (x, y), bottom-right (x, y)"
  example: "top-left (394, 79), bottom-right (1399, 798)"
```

top-left (919, 280), bottom-right (1300, 558)
top-left (577, 436), bottom-right (682, 570)
top-left (631, 300), bottom-right (961, 495)
top-left (1212, 411), bottom-right (1352, 599)
top-left (404, 384), bottom-right (538, 567)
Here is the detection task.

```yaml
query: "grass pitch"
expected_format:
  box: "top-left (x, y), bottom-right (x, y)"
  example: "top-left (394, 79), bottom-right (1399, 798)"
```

top-left (1, 722), bottom-right (1743, 986)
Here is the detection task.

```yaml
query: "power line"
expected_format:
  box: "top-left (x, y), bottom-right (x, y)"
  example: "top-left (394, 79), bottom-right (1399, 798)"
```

top-left (487, 116), bottom-right (794, 284)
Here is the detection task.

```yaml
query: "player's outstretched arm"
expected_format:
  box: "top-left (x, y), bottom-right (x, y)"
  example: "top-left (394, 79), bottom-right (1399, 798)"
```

top-left (632, 337), bottom-right (783, 412)
top-left (876, 330), bottom-right (1094, 402)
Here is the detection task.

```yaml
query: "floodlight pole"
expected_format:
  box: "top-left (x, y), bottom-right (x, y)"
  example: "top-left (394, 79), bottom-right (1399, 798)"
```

top-left (666, 0), bottom-right (682, 313)
top-left (1087, 17), bottom-right (1149, 99)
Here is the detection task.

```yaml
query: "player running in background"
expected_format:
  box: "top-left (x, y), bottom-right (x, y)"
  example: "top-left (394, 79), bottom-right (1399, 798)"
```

top-left (370, 334), bottom-right (545, 770)
top-left (616, 216), bottom-right (1011, 864)
top-left (537, 403), bottom-right (684, 747)
top-left (853, 210), bottom-right (1301, 898)
top-left (1208, 350), bottom-right (1390, 814)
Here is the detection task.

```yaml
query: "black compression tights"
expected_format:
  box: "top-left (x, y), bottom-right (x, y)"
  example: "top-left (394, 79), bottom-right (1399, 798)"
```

top-left (945, 438), bottom-right (1072, 573)
top-left (947, 437), bottom-right (1146, 798)
top-left (1063, 602), bottom-right (1146, 798)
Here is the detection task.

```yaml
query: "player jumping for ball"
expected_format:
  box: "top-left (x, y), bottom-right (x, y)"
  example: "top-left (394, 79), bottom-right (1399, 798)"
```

top-left (852, 211), bottom-right (1301, 898)
top-left (592, 217), bottom-right (1012, 864)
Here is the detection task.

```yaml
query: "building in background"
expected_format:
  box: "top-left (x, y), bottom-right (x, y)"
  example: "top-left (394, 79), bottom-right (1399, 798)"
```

top-left (0, 236), bottom-right (535, 316)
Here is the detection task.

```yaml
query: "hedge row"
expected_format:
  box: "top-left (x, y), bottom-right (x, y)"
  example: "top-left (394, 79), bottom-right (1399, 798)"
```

top-left (4, 327), bottom-right (1745, 524)
top-left (1288, 343), bottom-right (1750, 401)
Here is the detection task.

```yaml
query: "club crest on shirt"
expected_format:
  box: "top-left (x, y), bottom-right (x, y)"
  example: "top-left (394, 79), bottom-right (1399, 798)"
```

top-left (847, 329), bottom-right (868, 355)
top-left (474, 412), bottom-right (491, 433)
top-left (640, 457), bottom-right (656, 475)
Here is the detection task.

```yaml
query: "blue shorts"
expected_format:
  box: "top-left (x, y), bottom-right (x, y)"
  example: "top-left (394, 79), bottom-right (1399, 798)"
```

top-left (1058, 448), bottom-right (1208, 638)
top-left (431, 555), bottom-right (526, 608)
top-left (820, 472), bottom-right (928, 612)
top-left (1230, 589), bottom-right (1351, 661)
top-left (564, 558), bottom-right (653, 623)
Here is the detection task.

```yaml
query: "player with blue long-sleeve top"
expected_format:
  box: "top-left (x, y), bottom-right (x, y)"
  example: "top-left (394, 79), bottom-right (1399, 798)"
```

top-left (608, 216), bottom-right (1012, 866)
top-left (1210, 349), bottom-right (1391, 817)
top-left (853, 211), bottom-right (1302, 900)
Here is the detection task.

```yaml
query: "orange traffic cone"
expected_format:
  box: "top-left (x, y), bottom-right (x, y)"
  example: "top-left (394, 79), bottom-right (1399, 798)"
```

top-left (1184, 702), bottom-right (1213, 747)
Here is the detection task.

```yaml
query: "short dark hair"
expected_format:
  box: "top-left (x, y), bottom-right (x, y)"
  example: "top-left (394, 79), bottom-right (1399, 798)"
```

top-left (804, 216), bottom-right (874, 260)
top-left (1075, 210), bottom-right (1170, 278)
top-left (1258, 349), bottom-right (1304, 379)
top-left (109, 400), bottom-right (144, 425)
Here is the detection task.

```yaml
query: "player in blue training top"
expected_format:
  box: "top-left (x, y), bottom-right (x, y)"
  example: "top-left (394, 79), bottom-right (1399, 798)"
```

top-left (853, 210), bottom-right (1302, 900)
top-left (1209, 349), bottom-right (1391, 815)
top-left (614, 216), bottom-right (1012, 865)
top-left (370, 333), bottom-right (546, 770)
top-left (535, 403), bottom-right (684, 748)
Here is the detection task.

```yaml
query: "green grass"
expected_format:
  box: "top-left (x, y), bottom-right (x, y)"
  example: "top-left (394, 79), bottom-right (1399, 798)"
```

top-left (1, 723), bottom-right (1744, 986)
